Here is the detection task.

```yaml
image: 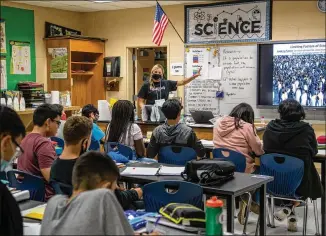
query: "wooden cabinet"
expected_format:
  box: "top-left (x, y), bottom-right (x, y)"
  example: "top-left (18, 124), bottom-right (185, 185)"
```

top-left (45, 37), bottom-right (106, 107)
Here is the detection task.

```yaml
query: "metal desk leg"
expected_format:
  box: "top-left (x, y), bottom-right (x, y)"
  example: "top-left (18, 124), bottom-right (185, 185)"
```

top-left (321, 160), bottom-right (326, 236)
top-left (226, 195), bottom-right (235, 233)
top-left (259, 184), bottom-right (267, 236)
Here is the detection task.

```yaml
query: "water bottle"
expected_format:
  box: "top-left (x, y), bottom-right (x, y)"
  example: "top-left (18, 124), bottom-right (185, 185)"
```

top-left (260, 116), bottom-right (265, 125)
top-left (134, 109), bottom-right (138, 121)
top-left (206, 196), bottom-right (223, 236)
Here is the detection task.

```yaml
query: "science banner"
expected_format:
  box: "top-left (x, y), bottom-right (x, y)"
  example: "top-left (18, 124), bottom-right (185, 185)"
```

top-left (185, 0), bottom-right (272, 44)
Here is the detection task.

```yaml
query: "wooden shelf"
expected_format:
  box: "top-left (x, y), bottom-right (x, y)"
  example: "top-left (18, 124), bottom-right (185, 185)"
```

top-left (71, 62), bottom-right (97, 65)
top-left (71, 72), bottom-right (94, 76)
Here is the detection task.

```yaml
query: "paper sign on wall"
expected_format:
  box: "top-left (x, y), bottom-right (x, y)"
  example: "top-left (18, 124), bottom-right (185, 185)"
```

top-left (170, 63), bottom-right (184, 76)
top-left (0, 20), bottom-right (6, 54)
top-left (0, 58), bottom-right (7, 89)
top-left (10, 41), bottom-right (31, 75)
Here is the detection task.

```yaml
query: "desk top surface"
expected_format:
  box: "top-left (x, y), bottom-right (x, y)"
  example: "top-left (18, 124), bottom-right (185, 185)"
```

top-left (120, 163), bottom-right (273, 196)
top-left (16, 106), bottom-right (80, 115)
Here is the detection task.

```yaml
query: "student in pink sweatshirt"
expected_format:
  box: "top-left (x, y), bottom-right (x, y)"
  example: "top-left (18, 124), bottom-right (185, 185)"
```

top-left (213, 103), bottom-right (264, 174)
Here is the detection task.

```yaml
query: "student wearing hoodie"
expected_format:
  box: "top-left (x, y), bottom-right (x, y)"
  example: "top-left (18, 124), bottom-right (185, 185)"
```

top-left (213, 103), bottom-right (264, 174)
top-left (147, 99), bottom-right (205, 159)
top-left (263, 98), bottom-right (323, 231)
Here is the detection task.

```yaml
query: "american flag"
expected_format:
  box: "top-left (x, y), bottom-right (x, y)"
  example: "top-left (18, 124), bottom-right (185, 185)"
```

top-left (152, 3), bottom-right (168, 46)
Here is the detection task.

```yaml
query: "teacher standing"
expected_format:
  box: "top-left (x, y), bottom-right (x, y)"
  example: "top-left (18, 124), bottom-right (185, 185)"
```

top-left (137, 64), bottom-right (202, 108)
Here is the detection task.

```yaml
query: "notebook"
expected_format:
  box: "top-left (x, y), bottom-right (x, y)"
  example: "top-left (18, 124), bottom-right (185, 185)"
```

top-left (121, 167), bottom-right (159, 176)
top-left (158, 166), bottom-right (185, 176)
top-left (22, 204), bottom-right (47, 220)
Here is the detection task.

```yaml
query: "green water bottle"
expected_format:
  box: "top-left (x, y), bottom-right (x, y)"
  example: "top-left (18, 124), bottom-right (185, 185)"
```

top-left (206, 196), bottom-right (223, 236)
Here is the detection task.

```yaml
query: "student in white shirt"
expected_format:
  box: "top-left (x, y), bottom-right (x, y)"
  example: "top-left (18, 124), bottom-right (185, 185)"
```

top-left (105, 100), bottom-right (156, 162)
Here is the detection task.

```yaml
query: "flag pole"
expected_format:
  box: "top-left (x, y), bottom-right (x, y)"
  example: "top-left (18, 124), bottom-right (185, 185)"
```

top-left (156, 1), bottom-right (184, 44)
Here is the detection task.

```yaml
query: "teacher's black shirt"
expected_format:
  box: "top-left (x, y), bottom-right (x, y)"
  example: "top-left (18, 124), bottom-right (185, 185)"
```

top-left (138, 80), bottom-right (178, 105)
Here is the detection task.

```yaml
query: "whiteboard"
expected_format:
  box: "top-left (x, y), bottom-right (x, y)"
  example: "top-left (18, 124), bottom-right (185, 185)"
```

top-left (184, 45), bottom-right (260, 117)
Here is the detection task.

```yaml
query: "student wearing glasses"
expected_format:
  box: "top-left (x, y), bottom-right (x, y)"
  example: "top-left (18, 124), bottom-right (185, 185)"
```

top-left (17, 104), bottom-right (61, 201)
top-left (0, 105), bottom-right (26, 236)
top-left (82, 104), bottom-right (105, 151)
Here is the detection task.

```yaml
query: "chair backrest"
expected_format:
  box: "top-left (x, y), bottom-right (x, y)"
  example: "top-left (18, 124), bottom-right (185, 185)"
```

top-left (51, 181), bottom-right (73, 196)
top-left (50, 137), bottom-right (65, 148)
top-left (213, 148), bottom-right (246, 172)
top-left (7, 170), bottom-right (45, 202)
top-left (89, 140), bottom-right (101, 151)
top-left (260, 153), bottom-right (304, 198)
top-left (158, 146), bottom-right (197, 166)
top-left (104, 142), bottom-right (133, 160)
top-left (143, 181), bottom-right (203, 212)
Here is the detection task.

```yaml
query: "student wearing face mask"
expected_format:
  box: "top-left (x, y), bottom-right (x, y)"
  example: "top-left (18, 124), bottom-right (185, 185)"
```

top-left (0, 105), bottom-right (26, 236)
top-left (50, 116), bottom-right (92, 189)
top-left (82, 104), bottom-right (105, 151)
top-left (137, 64), bottom-right (202, 109)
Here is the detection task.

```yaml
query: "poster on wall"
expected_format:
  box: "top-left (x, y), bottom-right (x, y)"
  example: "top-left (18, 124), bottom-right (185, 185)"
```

top-left (186, 48), bottom-right (209, 79)
top-left (10, 41), bottom-right (31, 75)
top-left (48, 48), bottom-right (68, 79)
top-left (0, 58), bottom-right (7, 89)
top-left (45, 22), bottom-right (81, 38)
top-left (185, 0), bottom-right (272, 44)
top-left (0, 20), bottom-right (6, 54)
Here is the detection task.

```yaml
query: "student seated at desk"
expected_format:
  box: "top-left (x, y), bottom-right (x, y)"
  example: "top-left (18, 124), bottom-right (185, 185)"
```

top-left (17, 104), bottom-right (61, 201)
top-left (213, 103), bottom-right (264, 174)
top-left (147, 99), bottom-right (205, 159)
top-left (51, 116), bottom-right (143, 210)
top-left (41, 151), bottom-right (135, 235)
top-left (0, 105), bottom-right (25, 236)
top-left (263, 99), bottom-right (323, 230)
top-left (52, 104), bottom-right (66, 140)
top-left (82, 104), bottom-right (105, 151)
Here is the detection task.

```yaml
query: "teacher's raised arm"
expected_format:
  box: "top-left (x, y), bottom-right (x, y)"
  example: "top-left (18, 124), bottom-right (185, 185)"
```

top-left (137, 64), bottom-right (201, 109)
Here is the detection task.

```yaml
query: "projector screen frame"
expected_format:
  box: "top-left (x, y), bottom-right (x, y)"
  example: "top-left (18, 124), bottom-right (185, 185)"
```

top-left (256, 38), bottom-right (326, 110)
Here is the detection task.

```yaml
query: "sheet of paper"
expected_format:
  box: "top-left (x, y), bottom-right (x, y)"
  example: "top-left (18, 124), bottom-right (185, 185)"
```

top-left (158, 166), bottom-right (185, 176)
top-left (121, 167), bottom-right (159, 176)
top-left (21, 204), bottom-right (47, 220)
top-left (23, 222), bottom-right (41, 235)
top-left (186, 48), bottom-right (209, 79)
top-left (200, 139), bottom-right (214, 147)
top-left (208, 66), bottom-right (222, 80)
top-left (0, 21), bottom-right (6, 54)
top-left (0, 59), bottom-right (7, 89)
top-left (11, 43), bottom-right (31, 75)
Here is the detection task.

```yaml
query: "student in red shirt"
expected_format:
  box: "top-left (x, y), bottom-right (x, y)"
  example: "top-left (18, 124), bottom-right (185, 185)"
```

top-left (17, 104), bottom-right (61, 201)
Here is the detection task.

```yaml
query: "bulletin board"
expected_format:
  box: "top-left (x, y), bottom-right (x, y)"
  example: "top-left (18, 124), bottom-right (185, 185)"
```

top-left (184, 44), bottom-right (260, 116)
top-left (0, 6), bottom-right (36, 90)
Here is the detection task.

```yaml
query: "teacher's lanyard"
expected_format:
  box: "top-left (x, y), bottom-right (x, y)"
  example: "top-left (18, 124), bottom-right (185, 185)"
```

top-left (156, 80), bottom-right (162, 100)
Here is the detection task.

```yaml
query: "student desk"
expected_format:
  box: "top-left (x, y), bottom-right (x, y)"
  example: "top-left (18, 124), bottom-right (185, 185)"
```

top-left (18, 106), bottom-right (81, 132)
top-left (120, 162), bottom-right (274, 235)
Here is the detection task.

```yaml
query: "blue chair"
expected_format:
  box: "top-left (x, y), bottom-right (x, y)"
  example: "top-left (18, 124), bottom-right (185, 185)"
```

top-left (158, 146), bottom-right (197, 166)
top-left (143, 181), bottom-right (203, 212)
top-left (212, 148), bottom-right (246, 172)
top-left (50, 137), bottom-right (64, 148)
top-left (213, 148), bottom-right (251, 234)
top-left (260, 153), bottom-right (320, 235)
top-left (104, 142), bottom-right (133, 162)
top-left (7, 170), bottom-right (45, 202)
top-left (51, 181), bottom-right (72, 196)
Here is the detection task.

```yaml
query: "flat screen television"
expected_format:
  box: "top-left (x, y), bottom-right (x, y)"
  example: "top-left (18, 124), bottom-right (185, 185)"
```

top-left (257, 39), bottom-right (326, 109)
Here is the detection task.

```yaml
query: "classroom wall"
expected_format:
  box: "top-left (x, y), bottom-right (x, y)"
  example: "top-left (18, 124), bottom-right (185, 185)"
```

top-left (2, 1), bottom-right (325, 119)
top-left (82, 0), bottom-right (326, 119)
top-left (0, 1), bottom-right (83, 90)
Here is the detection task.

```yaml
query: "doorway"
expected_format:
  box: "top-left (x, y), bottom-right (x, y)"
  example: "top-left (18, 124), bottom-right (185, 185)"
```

top-left (128, 46), bottom-right (168, 117)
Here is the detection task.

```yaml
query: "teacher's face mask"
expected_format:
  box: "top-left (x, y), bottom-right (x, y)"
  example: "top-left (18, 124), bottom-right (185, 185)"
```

top-left (152, 73), bottom-right (162, 81)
